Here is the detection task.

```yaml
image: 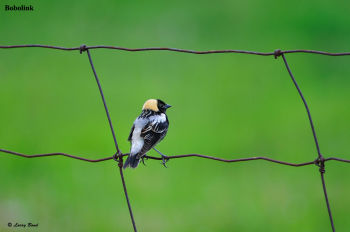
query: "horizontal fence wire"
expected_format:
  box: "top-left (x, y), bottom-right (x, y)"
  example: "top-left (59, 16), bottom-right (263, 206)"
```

top-left (1, 149), bottom-right (350, 165)
top-left (1, 44), bottom-right (350, 232)
top-left (2, 44), bottom-right (350, 56)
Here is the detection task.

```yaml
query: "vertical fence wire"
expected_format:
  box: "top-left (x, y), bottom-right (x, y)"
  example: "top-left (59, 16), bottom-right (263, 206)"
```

top-left (85, 47), bottom-right (120, 154)
top-left (281, 53), bottom-right (335, 232)
top-left (85, 47), bottom-right (137, 231)
top-left (321, 170), bottom-right (336, 231)
top-left (280, 53), bottom-right (322, 159)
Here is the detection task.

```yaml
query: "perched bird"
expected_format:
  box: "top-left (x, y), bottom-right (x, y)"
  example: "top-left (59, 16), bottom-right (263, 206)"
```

top-left (123, 99), bottom-right (172, 169)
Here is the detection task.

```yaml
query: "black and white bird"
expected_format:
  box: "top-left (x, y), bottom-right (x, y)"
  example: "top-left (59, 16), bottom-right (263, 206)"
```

top-left (123, 99), bottom-right (172, 169)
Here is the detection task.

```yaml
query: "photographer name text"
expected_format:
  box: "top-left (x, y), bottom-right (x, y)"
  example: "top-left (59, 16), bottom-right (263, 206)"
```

top-left (8, 222), bottom-right (39, 228)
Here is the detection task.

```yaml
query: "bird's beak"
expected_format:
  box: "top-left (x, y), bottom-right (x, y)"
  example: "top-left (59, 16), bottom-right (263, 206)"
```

top-left (164, 104), bottom-right (172, 109)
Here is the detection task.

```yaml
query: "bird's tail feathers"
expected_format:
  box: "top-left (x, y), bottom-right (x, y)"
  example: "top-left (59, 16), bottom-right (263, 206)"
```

top-left (123, 154), bottom-right (141, 169)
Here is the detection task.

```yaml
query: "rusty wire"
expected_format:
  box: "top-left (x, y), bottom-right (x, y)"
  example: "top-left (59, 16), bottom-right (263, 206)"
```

top-left (1, 45), bottom-right (350, 232)
top-left (2, 148), bottom-right (350, 166)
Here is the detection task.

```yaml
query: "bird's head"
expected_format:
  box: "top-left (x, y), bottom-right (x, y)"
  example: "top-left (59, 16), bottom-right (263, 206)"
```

top-left (142, 99), bottom-right (172, 113)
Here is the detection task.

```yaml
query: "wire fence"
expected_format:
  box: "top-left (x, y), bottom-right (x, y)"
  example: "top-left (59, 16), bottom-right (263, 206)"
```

top-left (1, 44), bottom-right (350, 232)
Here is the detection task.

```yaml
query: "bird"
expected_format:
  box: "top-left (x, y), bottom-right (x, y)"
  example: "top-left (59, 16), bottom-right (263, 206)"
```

top-left (123, 99), bottom-right (172, 169)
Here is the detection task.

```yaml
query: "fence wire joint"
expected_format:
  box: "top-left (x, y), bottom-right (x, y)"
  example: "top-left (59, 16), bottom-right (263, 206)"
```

top-left (80, 44), bottom-right (87, 54)
top-left (274, 49), bottom-right (282, 59)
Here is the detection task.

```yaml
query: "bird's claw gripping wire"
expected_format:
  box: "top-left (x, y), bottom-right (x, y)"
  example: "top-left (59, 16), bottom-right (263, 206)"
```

top-left (161, 156), bottom-right (170, 168)
top-left (153, 148), bottom-right (170, 168)
top-left (141, 156), bottom-right (148, 166)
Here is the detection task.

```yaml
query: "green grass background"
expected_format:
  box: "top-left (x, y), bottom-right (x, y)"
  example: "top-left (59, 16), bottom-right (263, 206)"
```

top-left (1, 0), bottom-right (350, 231)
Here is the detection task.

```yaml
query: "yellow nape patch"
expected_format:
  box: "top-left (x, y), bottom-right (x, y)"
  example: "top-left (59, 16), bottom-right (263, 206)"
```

top-left (142, 99), bottom-right (159, 112)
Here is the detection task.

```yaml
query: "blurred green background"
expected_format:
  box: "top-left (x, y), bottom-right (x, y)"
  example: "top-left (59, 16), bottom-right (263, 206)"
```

top-left (1, 0), bottom-right (350, 231)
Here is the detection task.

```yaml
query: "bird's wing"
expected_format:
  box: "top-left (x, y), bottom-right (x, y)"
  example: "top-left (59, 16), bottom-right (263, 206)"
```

top-left (139, 120), bottom-right (168, 155)
top-left (128, 124), bottom-right (135, 142)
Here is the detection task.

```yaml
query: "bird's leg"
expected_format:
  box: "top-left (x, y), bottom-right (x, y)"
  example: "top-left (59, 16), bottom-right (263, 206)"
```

top-left (153, 148), bottom-right (169, 168)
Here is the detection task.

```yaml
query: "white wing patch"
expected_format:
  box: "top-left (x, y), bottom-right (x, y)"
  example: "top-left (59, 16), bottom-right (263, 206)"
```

top-left (130, 117), bottom-right (147, 155)
top-left (149, 113), bottom-right (166, 124)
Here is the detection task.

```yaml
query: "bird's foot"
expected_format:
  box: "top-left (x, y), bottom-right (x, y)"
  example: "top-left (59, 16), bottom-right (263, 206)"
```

top-left (141, 156), bottom-right (148, 166)
top-left (161, 155), bottom-right (169, 168)
top-left (153, 148), bottom-right (170, 168)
